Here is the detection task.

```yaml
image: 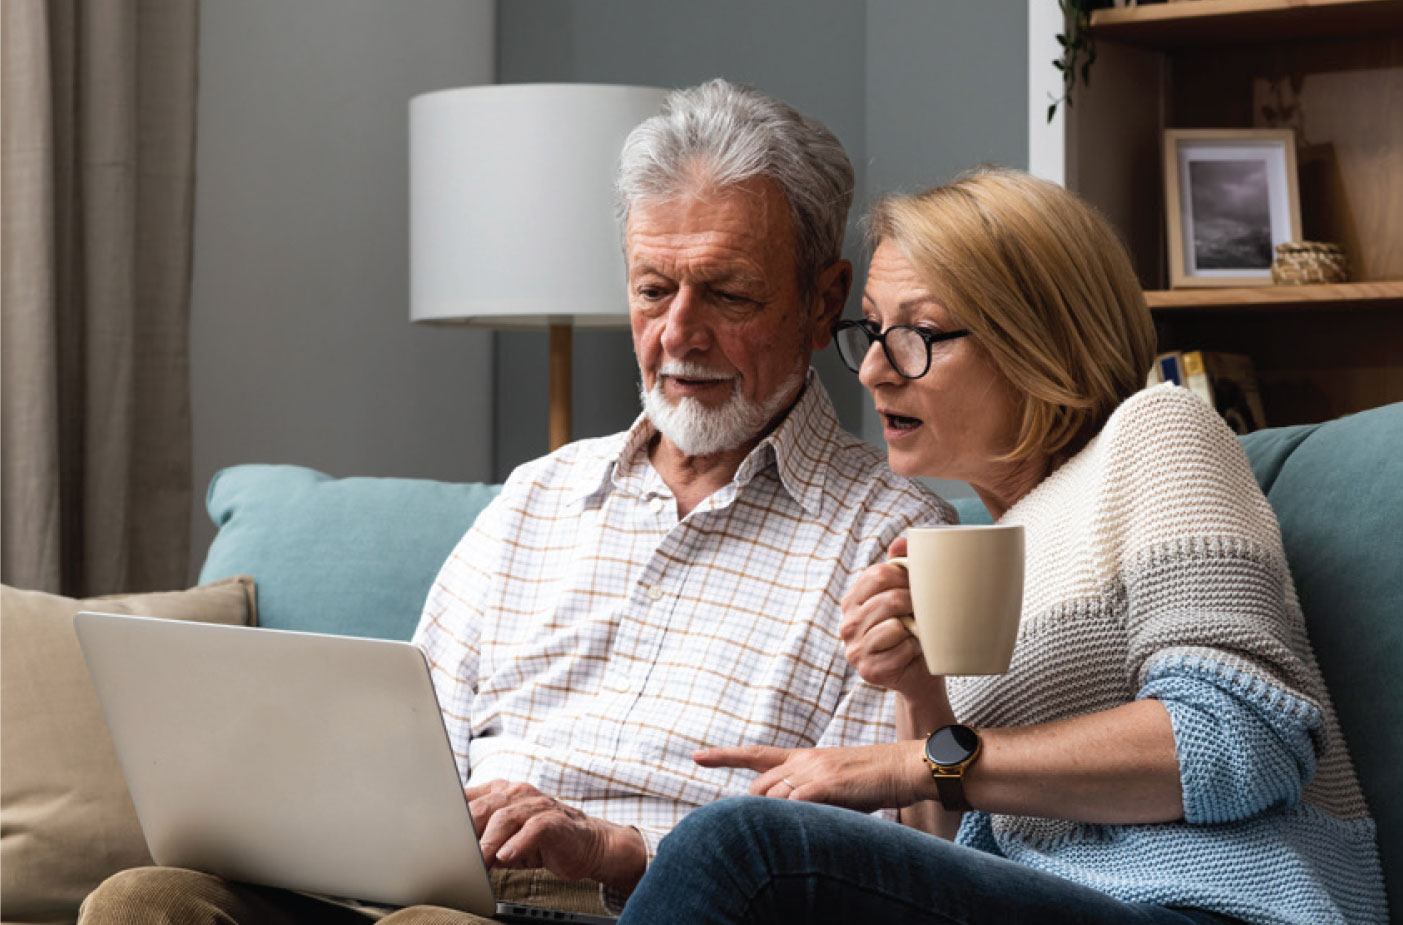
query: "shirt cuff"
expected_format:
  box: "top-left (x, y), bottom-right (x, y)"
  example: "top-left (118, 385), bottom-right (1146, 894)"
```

top-left (599, 824), bottom-right (666, 915)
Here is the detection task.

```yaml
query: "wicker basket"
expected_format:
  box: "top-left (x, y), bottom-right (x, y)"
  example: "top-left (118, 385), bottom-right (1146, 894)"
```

top-left (1271, 241), bottom-right (1350, 285)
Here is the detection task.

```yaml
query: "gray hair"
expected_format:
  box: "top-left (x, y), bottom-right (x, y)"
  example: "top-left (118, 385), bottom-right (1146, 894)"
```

top-left (616, 78), bottom-right (854, 295)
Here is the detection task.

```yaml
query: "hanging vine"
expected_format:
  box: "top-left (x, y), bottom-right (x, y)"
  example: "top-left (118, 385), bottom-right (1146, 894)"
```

top-left (1047, 0), bottom-right (1098, 123)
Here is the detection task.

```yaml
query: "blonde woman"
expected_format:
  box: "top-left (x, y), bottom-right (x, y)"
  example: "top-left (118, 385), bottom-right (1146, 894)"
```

top-left (618, 169), bottom-right (1385, 925)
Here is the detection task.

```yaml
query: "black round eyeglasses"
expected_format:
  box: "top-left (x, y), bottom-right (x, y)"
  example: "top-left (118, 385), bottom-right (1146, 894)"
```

top-left (831, 319), bottom-right (971, 379)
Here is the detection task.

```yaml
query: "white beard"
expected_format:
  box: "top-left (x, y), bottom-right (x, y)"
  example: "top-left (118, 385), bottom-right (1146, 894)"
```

top-left (640, 361), bottom-right (804, 457)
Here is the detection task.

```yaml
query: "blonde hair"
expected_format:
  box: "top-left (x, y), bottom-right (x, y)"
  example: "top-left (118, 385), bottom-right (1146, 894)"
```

top-left (867, 167), bottom-right (1156, 462)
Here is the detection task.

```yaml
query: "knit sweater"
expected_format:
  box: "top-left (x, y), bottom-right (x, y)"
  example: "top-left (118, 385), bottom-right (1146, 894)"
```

top-left (946, 385), bottom-right (1386, 924)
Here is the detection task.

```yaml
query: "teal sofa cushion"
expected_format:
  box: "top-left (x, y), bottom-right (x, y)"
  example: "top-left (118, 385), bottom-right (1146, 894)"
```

top-left (1239, 421), bottom-right (1321, 494)
top-left (949, 495), bottom-right (993, 526)
top-left (199, 465), bottom-right (500, 640)
top-left (1259, 402), bottom-right (1402, 915)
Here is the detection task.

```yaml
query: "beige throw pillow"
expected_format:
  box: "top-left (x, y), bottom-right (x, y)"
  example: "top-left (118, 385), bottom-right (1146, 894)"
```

top-left (0, 577), bottom-right (257, 925)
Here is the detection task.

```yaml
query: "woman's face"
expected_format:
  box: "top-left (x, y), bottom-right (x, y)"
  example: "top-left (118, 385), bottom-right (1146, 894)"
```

top-left (858, 241), bottom-right (1028, 490)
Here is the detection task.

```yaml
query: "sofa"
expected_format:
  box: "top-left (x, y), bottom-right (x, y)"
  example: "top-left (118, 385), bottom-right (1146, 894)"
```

top-left (2, 401), bottom-right (1398, 924)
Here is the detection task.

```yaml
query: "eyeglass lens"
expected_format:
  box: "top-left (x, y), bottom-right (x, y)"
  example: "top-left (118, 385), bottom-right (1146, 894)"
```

top-left (835, 324), bottom-right (932, 378)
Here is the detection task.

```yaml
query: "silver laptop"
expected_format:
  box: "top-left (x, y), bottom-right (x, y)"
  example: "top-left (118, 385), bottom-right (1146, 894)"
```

top-left (74, 611), bottom-right (617, 924)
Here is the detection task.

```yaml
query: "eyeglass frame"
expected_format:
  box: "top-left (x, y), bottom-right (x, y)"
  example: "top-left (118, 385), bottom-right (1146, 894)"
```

top-left (831, 318), bottom-right (972, 379)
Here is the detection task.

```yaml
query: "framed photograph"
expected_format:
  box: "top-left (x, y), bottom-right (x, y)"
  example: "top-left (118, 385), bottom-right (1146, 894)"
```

top-left (1163, 129), bottom-right (1301, 288)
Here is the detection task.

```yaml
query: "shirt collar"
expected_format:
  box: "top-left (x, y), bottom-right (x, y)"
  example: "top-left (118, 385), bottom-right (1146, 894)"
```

top-left (564, 369), bottom-right (840, 519)
top-left (561, 413), bottom-right (655, 511)
top-left (734, 369), bottom-right (838, 519)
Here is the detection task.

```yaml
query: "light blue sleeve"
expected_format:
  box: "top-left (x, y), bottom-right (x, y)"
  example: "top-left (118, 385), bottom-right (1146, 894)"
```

top-left (1140, 655), bottom-right (1321, 825)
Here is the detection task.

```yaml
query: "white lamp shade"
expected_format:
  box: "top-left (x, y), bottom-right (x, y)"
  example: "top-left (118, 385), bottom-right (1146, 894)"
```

top-left (410, 83), bottom-right (670, 328)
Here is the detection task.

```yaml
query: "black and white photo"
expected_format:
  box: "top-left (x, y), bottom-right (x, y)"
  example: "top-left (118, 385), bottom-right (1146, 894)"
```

top-left (1164, 129), bottom-right (1301, 288)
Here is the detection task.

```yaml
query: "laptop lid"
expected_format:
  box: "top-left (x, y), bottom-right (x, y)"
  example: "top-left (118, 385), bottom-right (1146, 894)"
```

top-left (73, 611), bottom-right (495, 915)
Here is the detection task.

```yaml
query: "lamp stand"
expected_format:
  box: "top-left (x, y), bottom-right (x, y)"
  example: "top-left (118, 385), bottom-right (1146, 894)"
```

top-left (549, 324), bottom-right (572, 451)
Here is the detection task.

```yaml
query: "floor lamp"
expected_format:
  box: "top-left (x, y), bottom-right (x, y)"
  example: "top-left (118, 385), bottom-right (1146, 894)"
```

top-left (410, 83), bottom-right (669, 451)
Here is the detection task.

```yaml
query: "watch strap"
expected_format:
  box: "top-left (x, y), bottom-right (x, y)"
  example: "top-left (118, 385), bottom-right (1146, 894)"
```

top-left (931, 770), bottom-right (973, 812)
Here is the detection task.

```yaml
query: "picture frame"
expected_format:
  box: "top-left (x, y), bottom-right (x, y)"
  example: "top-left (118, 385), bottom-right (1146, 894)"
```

top-left (1163, 129), bottom-right (1301, 289)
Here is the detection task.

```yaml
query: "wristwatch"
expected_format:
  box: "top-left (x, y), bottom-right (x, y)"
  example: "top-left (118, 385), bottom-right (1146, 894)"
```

top-left (922, 724), bottom-right (981, 812)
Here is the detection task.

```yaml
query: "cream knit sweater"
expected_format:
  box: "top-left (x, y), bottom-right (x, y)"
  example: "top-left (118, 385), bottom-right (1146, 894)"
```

top-left (947, 385), bottom-right (1385, 924)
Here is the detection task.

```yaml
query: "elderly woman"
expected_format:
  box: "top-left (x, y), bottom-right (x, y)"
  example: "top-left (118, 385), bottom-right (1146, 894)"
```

top-left (617, 169), bottom-right (1386, 925)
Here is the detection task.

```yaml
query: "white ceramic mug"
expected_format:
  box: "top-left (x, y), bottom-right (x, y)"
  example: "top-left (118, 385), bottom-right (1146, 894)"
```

top-left (889, 524), bottom-right (1025, 676)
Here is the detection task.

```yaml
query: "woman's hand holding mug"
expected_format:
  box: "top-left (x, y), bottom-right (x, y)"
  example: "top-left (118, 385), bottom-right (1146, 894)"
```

top-left (839, 536), bottom-right (945, 703)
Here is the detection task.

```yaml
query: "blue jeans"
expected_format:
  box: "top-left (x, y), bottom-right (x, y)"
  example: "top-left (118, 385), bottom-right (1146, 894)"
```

top-left (619, 797), bottom-right (1240, 925)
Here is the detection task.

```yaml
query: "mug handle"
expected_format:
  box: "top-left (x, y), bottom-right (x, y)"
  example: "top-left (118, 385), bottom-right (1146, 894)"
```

top-left (886, 556), bottom-right (919, 636)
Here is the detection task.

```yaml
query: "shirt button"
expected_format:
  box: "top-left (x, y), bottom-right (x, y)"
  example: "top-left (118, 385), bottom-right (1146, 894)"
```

top-left (646, 584), bottom-right (664, 602)
top-left (649, 496), bottom-right (665, 514)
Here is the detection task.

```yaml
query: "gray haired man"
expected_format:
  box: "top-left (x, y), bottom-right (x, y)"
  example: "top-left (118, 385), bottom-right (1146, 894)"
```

top-left (79, 79), bottom-right (951, 924)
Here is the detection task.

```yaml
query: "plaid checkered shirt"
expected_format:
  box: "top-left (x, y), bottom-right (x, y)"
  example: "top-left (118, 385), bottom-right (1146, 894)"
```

top-left (413, 373), bottom-right (953, 862)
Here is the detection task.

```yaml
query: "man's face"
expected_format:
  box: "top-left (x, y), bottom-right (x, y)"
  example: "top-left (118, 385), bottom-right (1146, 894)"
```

top-left (626, 178), bottom-right (830, 457)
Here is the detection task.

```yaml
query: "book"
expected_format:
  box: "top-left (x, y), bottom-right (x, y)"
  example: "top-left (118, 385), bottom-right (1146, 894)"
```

top-left (1179, 350), bottom-right (1216, 408)
top-left (1179, 350), bottom-right (1268, 434)
top-left (1148, 351), bottom-right (1183, 388)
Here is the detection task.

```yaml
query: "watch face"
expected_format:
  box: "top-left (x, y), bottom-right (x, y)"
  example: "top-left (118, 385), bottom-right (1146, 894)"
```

top-left (926, 724), bottom-right (979, 766)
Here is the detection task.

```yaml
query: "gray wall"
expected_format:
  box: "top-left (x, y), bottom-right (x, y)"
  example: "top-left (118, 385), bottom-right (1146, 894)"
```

top-left (495, 0), bottom-right (1028, 497)
top-left (865, 1), bottom-right (1028, 502)
top-left (189, 0), bottom-right (496, 578)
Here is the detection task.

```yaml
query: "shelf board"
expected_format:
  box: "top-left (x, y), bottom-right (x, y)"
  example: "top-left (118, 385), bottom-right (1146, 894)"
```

top-left (1147, 280), bottom-right (1403, 311)
top-left (1089, 0), bottom-right (1403, 46)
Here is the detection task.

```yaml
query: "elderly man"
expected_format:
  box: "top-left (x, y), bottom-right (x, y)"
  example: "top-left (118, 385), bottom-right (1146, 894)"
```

top-left (79, 79), bottom-right (951, 924)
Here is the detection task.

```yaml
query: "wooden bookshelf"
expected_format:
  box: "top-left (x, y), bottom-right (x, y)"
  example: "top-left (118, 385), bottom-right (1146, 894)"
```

top-left (1058, 0), bottom-right (1403, 423)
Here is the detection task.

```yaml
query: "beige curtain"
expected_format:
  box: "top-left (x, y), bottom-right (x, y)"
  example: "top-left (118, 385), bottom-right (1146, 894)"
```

top-left (2, 0), bottom-right (198, 596)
